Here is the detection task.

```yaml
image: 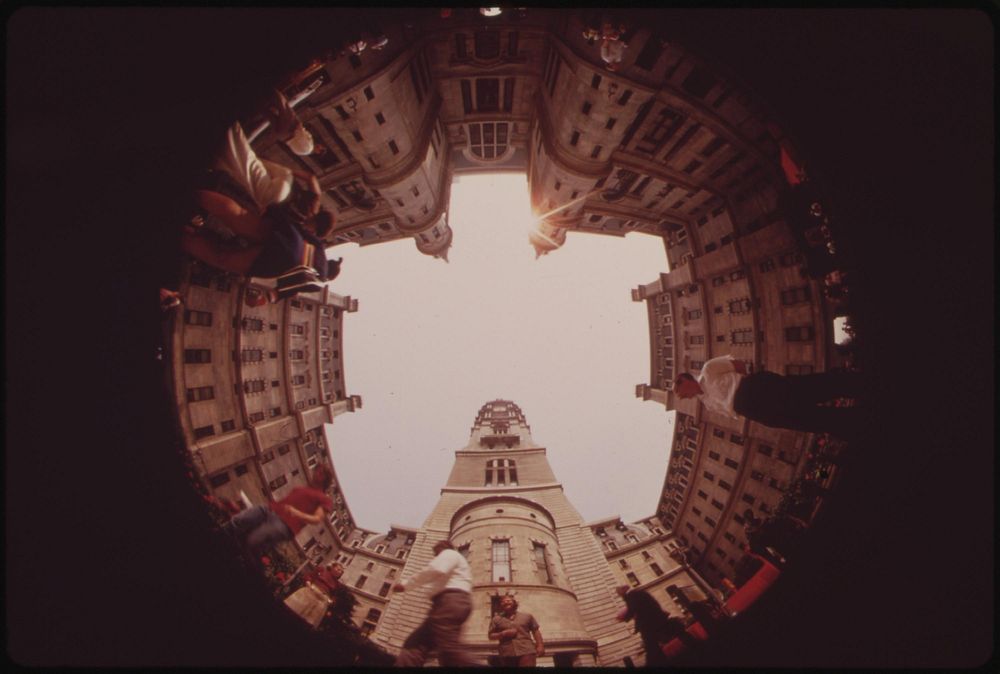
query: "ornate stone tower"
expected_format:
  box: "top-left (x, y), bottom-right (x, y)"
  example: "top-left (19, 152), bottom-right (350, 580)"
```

top-left (370, 400), bottom-right (642, 666)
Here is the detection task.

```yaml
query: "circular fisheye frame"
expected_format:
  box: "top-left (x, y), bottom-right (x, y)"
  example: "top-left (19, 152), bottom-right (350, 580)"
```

top-left (161, 8), bottom-right (863, 667)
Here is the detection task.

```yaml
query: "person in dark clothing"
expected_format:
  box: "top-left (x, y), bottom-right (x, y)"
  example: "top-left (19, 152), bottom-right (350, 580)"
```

top-left (181, 182), bottom-right (334, 283)
top-left (743, 509), bottom-right (807, 563)
top-left (615, 586), bottom-right (696, 666)
top-left (674, 355), bottom-right (865, 441)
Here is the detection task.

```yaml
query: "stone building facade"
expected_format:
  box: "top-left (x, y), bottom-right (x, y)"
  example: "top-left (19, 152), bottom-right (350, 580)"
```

top-left (169, 261), bottom-right (366, 565)
top-left (367, 400), bottom-right (710, 667)
top-left (170, 7), bottom-right (847, 651)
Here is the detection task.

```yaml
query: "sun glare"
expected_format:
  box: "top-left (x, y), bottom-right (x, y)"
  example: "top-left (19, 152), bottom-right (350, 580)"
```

top-left (326, 173), bottom-right (674, 530)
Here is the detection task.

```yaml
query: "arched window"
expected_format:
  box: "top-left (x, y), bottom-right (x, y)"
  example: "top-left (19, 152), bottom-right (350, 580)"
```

top-left (465, 122), bottom-right (513, 162)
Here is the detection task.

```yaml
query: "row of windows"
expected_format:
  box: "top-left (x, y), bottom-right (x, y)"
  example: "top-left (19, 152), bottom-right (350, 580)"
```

top-left (484, 459), bottom-right (518, 486)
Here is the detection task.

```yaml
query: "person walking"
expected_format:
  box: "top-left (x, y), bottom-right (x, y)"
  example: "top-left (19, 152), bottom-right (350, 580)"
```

top-left (392, 540), bottom-right (480, 667)
top-left (674, 354), bottom-right (864, 440)
top-left (222, 465), bottom-right (333, 566)
top-left (616, 585), bottom-right (696, 666)
top-left (488, 595), bottom-right (544, 666)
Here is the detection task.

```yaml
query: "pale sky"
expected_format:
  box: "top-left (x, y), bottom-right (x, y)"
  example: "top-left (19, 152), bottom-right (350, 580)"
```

top-left (325, 173), bottom-right (676, 532)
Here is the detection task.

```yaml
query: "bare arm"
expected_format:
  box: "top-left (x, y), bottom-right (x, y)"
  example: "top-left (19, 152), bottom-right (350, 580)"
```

top-left (285, 504), bottom-right (326, 525)
top-left (488, 626), bottom-right (518, 640)
top-left (290, 169), bottom-right (321, 193)
top-left (532, 628), bottom-right (544, 655)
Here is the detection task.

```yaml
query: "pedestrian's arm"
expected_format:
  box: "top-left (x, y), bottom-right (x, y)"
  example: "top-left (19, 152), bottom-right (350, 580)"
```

top-left (532, 628), bottom-right (544, 655)
top-left (290, 169), bottom-right (321, 190)
top-left (395, 551), bottom-right (456, 592)
top-left (286, 504), bottom-right (326, 525)
top-left (488, 620), bottom-right (514, 640)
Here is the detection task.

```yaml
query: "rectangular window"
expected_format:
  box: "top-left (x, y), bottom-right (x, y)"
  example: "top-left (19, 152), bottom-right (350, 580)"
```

top-left (220, 419), bottom-right (236, 432)
top-left (351, 129), bottom-right (363, 142)
top-left (785, 326), bottom-right (816, 342)
top-left (682, 159), bottom-right (703, 174)
top-left (184, 348), bottom-right (212, 364)
top-left (786, 364), bottom-right (815, 375)
top-left (759, 258), bottom-right (776, 272)
top-left (503, 78), bottom-right (515, 113)
top-left (193, 425), bottom-right (215, 440)
top-left (582, 100), bottom-right (592, 115)
top-left (460, 79), bottom-right (473, 114)
top-left (208, 471), bottom-right (230, 487)
top-left (718, 480), bottom-right (733, 491)
top-left (618, 89), bottom-right (633, 106)
top-left (375, 111), bottom-right (386, 125)
top-left (590, 145), bottom-right (602, 159)
top-left (780, 252), bottom-right (803, 267)
top-left (626, 572), bottom-right (640, 587)
top-left (701, 136), bottom-right (727, 158)
top-left (742, 493), bottom-right (756, 505)
top-left (476, 78), bottom-right (500, 112)
top-left (533, 543), bottom-right (552, 583)
top-left (475, 30), bottom-right (500, 59)
top-left (708, 450), bottom-right (721, 461)
top-left (663, 123), bottom-right (701, 162)
top-left (268, 475), bottom-right (288, 491)
top-left (605, 117), bottom-right (617, 130)
top-left (508, 30), bottom-right (519, 56)
top-left (729, 433), bottom-right (744, 445)
top-left (492, 540), bottom-right (511, 582)
top-left (724, 458), bottom-right (739, 469)
top-left (703, 471), bottom-right (715, 481)
top-left (570, 130), bottom-right (580, 146)
top-left (591, 73), bottom-right (602, 89)
top-left (711, 499), bottom-right (725, 510)
top-left (186, 386), bottom-right (215, 402)
top-left (780, 286), bottom-right (812, 305)
top-left (355, 575), bottom-right (368, 590)
top-left (455, 33), bottom-right (468, 59)
top-left (388, 139), bottom-right (399, 155)
top-left (184, 310), bottom-right (212, 326)
top-left (697, 490), bottom-right (708, 500)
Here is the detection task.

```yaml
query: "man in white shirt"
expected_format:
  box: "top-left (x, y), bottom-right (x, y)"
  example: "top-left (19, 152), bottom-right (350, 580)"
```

top-left (675, 355), bottom-right (864, 440)
top-left (392, 540), bottom-right (480, 667)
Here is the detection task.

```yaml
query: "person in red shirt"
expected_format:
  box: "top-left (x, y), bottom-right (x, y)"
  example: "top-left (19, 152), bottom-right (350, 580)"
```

top-left (222, 465), bottom-right (334, 563)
